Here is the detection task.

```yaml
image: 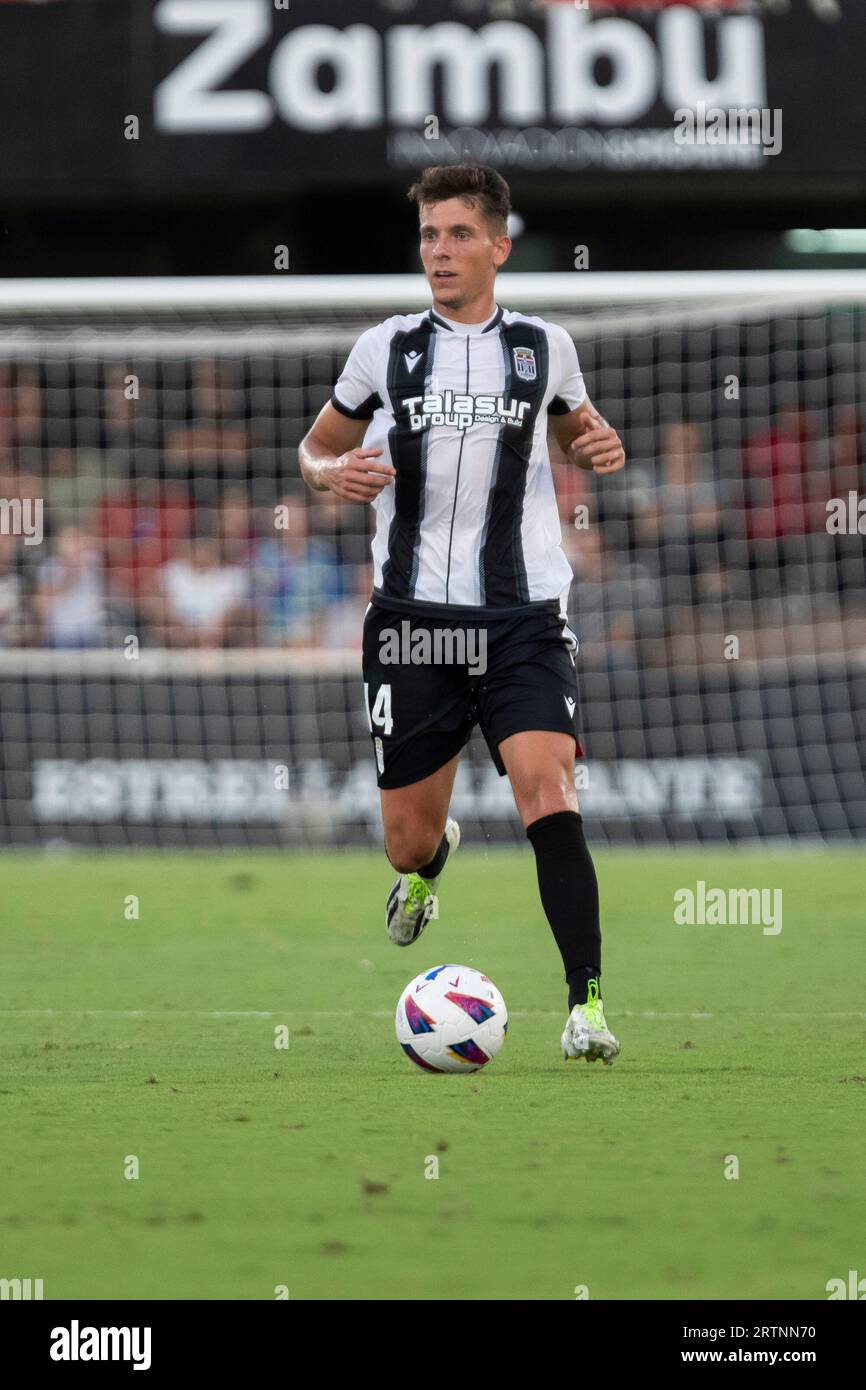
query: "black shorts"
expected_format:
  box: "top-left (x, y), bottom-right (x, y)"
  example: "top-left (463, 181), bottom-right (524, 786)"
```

top-left (361, 599), bottom-right (583, 790)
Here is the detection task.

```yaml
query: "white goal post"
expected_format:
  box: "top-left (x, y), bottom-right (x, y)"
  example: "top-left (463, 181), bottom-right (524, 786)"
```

top-left (3, 269), bottom-right (866, 310)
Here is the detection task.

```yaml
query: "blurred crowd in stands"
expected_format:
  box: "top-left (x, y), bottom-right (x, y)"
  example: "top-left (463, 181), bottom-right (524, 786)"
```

top-left (0, 358), bottom-right (862, 667)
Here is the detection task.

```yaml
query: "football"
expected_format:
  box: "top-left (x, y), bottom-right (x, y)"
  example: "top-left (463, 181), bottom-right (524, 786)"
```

top-left (395, 964), bottom-right (508, 1073)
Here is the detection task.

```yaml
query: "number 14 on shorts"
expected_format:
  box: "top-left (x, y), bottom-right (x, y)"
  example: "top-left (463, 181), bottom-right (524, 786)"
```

top-left (365, 683), bottom-right (393, 735)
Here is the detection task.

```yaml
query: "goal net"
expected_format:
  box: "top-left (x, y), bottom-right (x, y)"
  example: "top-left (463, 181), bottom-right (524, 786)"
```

top-left (0, 272), bottom-right (863, 848)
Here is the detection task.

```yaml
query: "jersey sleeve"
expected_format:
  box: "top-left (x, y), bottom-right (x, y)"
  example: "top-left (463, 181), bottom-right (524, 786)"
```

top-left (547, 325), bottom-right (587, 415)
top-left (331, 324), bottom-right (384, 421)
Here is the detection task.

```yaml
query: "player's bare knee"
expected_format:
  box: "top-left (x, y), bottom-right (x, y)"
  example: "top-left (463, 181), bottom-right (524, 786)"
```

top-left (388, 849), bottom-right (435, 874)
top-left (385, 828), bottom-right (441, 875)
top-left (518, 777), bottom-right (577, 825)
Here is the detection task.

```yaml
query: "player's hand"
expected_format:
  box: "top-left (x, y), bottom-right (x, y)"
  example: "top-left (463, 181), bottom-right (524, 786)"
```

top-left (566, 408), bottom-right (625, 474)
top-left (323, 448), bottom-right (396, 502)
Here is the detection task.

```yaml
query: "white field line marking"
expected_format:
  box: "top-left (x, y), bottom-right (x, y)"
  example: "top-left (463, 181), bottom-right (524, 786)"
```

top-left (0, 1008), bottom-right (381, 1022)
top-left (1, 1009), bottom-right (866, 1021)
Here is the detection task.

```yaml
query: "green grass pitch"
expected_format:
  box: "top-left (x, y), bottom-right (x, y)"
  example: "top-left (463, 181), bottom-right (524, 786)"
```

top-left (0, 846), bottom-right (863, 1301)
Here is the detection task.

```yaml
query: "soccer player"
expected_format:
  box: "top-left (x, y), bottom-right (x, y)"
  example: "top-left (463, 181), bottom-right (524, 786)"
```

top-left (300, 165), bottom-right (625, 1065)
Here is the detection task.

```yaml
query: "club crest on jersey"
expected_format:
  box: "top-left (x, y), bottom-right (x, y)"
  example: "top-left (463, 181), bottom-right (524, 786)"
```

top-left (513, 346), bottom-right (537, 381)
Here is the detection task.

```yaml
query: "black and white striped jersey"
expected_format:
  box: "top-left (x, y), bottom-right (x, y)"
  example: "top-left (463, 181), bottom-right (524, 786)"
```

top-left (330, 303), bottom-right (587, 617)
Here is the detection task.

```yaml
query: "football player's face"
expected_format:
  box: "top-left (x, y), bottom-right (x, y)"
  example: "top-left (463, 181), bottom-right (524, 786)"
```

top-left (419, 198), bottom-right (510, 310)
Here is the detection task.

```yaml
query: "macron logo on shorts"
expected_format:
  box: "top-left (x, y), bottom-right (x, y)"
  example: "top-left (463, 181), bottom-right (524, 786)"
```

top-left (564, 696), bottom-right (576, 718)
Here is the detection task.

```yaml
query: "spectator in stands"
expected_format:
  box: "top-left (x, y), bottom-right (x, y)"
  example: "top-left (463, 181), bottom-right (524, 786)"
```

top-left (309, 486), bottom-right (373, 575)
top-left (253, 493), bottom-right (342, 647)
top-left (91, 475), bottom-right (193, 625)
top-left (0, 365), bottom-right (42, 453)
top-left (0, 462), bottom-right (47, 623)
top-left (0, 532), bottom-right (29, 647)
top-left (43, 443), bottom-right (124, 528)
top-left (738, 403), bottom-right (855, 621)
top-left (152, 525), bottom-right (251, 648)
top-left (162, 358), bottom-right (250, 477)
top-left (218, 486), bottom-right (257, 567)
top-left (741, 405), bottom-right (829, 540)
top-left (33, 524), bottom-right (108, 649)
top-left (826, 405), bottom-right (866, 606)
top-left (828, 404), bottom-right (864, 500)
top-left (637, 421), bottom-right (723, 541)
top-left (563, 526), bottom-right (661, 671)
top-left (548, 427), bottom-right (591, 529)
top-left (320, 561), bottom-right (373, 652)
top-left (100, 363), bottom-right (160, 455)
top-left (0, 459), bottom-right (42, 518)
top-left (634, 420), bottom-right (737, 615)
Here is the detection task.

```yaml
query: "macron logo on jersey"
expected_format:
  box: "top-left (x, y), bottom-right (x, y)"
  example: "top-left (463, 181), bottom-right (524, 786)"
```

top-left (403, 350), bottom-right (423, 373)
top-left (405, 390), bottom-right (532, 433)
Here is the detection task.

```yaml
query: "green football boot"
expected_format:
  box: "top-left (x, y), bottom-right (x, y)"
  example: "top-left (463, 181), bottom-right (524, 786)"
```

top-left (385, 818), bottom-right (460, 946)
top-left (561, 977), bottom-right (621, 1066)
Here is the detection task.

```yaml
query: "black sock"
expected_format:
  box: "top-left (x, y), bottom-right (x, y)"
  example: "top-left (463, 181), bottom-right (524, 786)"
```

top-left (418, 833), bottom-right (449, 881)
top-left (566, 966), bottom-right (601, 1011)
top-left (525, 811), bottom-right (601, 1009)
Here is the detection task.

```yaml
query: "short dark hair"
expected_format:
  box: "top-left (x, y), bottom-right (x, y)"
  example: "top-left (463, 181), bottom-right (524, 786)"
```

top-left (406, 165), bottom-right (511, 237)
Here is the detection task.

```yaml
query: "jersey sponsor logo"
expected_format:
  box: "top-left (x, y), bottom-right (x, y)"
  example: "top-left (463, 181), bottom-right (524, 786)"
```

top-left (513, 346), bottom-right (537, 381)
top-left (404, 390), bottom-right (532, 433)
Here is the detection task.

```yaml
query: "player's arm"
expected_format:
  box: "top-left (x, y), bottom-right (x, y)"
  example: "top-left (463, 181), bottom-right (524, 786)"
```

top-left (548, 325), bottom-right (625, 474)
top-left (299, 400), bottom-right (396, 502)
top-left (548, 399), bottom-right (626, 475)
top-left (301, 323), bottom-right (397, 502)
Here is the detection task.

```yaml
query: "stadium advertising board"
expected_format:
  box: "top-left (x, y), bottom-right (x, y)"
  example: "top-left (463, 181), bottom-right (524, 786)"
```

top-left (1, 663), bottom-right (861, 847)
top-left (0, 0), bottom-right (862, 194)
